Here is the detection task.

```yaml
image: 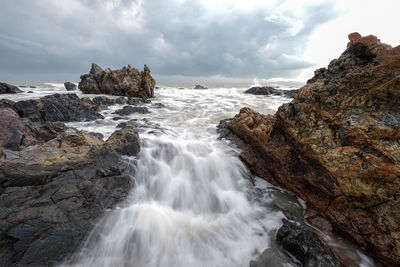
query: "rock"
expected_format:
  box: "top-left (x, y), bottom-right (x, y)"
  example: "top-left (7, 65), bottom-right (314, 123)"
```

top-left (115, 96), bottom-right (127, 105)
top-left (218, 33), bottom-right (400, 266)
top-left (276, 219), bottom-right (340, 267)
top-left (78, 63), bottom-right (156, 98)
top-left (0, 108), bottom-right (25, 151)
top-left (92, 96), bottom-right (116, 110)
top-left (117, 118), bottom-right (161, 133)
top-left (64, 82), bottom-right (77, 91)
top-left (27, 91), bottom-right (34, 93)
top-left (29, 86), bottom-right (37, 88)
top-left (245, 86), bottom-right (299, 98)
top-left (126, 97), bottom-right (151, 105)
top-left (105, 128), bottom-right (140, 156)
top-left (0, 126), bottom-right (138, 265)
top-left (194, 84), bottom-right (207, 89)
top-left (113, 106), bottom-right (150, 116)
top-left (0, 82), bottom-right (23, 94)
top-left (14, 94), bottom-right (103, 122)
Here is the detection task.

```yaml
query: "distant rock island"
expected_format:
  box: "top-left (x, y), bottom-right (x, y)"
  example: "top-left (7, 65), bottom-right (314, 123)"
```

top-left (219, 33), bottom-right (400, 266)
top-left (79, 63), bottom-right (156, 98)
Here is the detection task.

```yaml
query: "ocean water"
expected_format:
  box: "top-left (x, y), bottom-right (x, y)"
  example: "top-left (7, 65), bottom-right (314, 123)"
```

top-left (1, 83), bottom-right (375, 267)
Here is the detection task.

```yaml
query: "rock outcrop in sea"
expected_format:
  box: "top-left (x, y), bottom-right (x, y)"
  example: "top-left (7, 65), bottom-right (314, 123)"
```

top-left (0, 82), bottom-right (23, 94)
top-left (0, 94), bottom-right (139, 265)
top-left (245, 86), bottom-right (299, 98)
top-left (64, 81), bottom-right (77, 91)
top-left (78, 63), bottom-right (156, 98)
top-left (218, 33), bottom-right (400, 266)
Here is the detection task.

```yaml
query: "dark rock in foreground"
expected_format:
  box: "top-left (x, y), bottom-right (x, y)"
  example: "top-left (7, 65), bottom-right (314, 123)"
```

top-left (0, 82), bottom-right (23, 94)
top-left (79, 63), bottom-right (156, 98)
top-left (245, 86), bottom-right (299, 98)
top-left (194, 84), bottom-right (207, 89)
top-left (64, 81), bottom-right (77, 91)
top-left (276, 219), bottom-right (339, 267)
top-left (218, 33), bottom-right (400, 265)
top-left (0, 125), bottom-right (139, 265)
top-left (113, 106), bottom-right (150, 116)
top-left (14, 94), bottom-right (103, 122)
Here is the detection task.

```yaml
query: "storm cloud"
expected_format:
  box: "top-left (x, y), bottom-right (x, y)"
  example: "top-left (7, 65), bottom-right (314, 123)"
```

top-left (0, 0), bottom-right (338, 81)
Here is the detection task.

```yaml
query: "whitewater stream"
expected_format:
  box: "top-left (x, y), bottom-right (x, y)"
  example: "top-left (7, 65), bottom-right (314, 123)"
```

top-left (1, 83), bottom-right (375, 266)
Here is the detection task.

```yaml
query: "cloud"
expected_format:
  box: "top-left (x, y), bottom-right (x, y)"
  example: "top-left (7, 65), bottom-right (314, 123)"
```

top-left (0, 0), bottom-right (338, 81)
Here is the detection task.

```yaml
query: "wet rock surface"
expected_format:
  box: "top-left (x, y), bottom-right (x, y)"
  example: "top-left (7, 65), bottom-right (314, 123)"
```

top-left (64, 82), bottom-right (77, 91)
top-left (113, 105), bottom-right (150, 116)
top-left (78, 63), bottom-right (156, 98)
top-left (0, 82), bottom-right (23, 94)
top-left (0, 93), bottom-right (141, 266)
top-left (219, 33), bottom-right (400, 265)
top-left (14, 94), bottom-right (103, 122)
top-left (245, 86), bottom-right (299, 98)
top-left (276, 219), bottom-right (339, 267)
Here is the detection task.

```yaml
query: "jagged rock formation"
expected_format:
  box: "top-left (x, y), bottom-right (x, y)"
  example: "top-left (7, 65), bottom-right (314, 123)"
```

top-left (78, 63), bottom-right (156, 98)
top-left (218, 33), bottom-right (400, 266)
top-left (245, 86), bottom-right (299, 98)
top-left (0, 82), bottom-right (23, 94)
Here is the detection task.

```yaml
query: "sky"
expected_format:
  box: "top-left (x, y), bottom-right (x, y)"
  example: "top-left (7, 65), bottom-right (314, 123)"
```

top-left (0, 0), bottom-right (399, 84)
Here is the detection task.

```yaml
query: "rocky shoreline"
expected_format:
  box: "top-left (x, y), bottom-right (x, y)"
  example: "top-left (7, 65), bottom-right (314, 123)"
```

top-left (218, 33), bottom-right (400, 266)
top-left (0, 64), bottom-right (155, 265)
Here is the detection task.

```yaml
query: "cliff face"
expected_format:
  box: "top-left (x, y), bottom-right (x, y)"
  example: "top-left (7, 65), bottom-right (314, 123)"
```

top-left (79, 64), bottom-right (155, 98)
top-left (219, 33), bottom-right (400, 266)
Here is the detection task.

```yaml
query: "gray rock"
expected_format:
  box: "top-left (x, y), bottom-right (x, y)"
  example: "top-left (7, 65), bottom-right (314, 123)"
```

top-left (0, 82), bottom-right (23, 94)
top-left (113, 106), bottom-right (150, 116)
top-left (14, 94), bottom-right (103, 122)
top-left (194, 84), bottom-right (207, 89)
top-left (245, 86), bottom-right (299, 98)
top-left (64, 82), bottom-right (77, 91)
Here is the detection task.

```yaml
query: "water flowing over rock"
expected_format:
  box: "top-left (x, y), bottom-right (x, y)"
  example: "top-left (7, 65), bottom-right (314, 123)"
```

top-left (78, 63), bottom-right (156, 98)
top-left (0, 82), bottom-right (23, 94)
top-left (64, 82), bottom-right (77, 91)
top-left (218, 33), bottom-right (400, 266)
top-left (245, 86), bottom-right (299, 98)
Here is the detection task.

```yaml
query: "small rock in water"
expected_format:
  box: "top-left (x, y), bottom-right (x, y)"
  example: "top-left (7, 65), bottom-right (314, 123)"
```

top-left (113, 106), bottom-right (150, 116)
top-left (245, 86), bottom-right (299, 98)
top-left (276, 219), bottom-right (340, 267)
top-left (64, 81), bottom-right (77, 91)
top-left (194, 84), bottom-right (208, 89)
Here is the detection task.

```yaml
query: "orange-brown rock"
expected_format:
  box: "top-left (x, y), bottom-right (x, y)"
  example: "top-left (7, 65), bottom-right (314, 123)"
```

top-left (219, 34), bottom-right (400, 266)
top-left (79, 63), bottom-right (156, 98)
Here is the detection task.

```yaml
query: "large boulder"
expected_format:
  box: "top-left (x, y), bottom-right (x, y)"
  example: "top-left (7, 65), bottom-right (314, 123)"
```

top-left (218, 33), bottom-right (400, 266)
top-left (0, 127), bottom-right (139, 265)
top-left (14, 94), bottom-right (103, 122)
top-left (0, 82), bottom-right (23, 94)
top-left (78, 63), bottom-right (156, 98)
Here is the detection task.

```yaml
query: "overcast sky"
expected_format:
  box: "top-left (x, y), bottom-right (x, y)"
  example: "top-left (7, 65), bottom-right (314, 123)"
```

top-left (0, 0), bottom-right (399, 84)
